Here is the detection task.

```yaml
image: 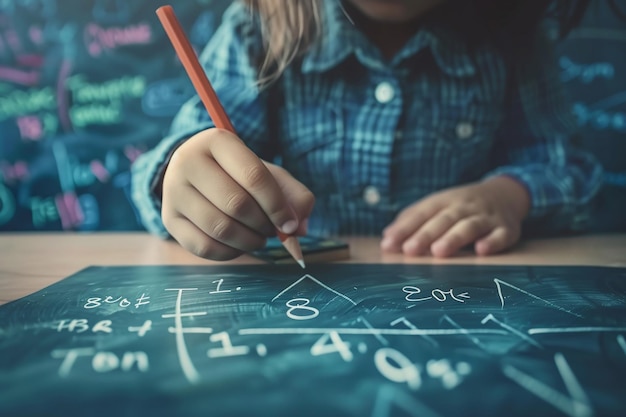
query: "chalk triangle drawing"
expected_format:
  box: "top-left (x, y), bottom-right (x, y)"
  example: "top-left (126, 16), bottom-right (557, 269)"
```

top-left (494, 278), bottom-right (583, 318)
top-left (272, 274), bottom-right (357, 306)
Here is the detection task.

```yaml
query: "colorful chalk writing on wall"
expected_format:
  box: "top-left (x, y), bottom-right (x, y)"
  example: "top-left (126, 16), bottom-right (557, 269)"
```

top-left (555, 0), bottom-right (626, 231)
top-left (0, 0), bottom-right (231, 231)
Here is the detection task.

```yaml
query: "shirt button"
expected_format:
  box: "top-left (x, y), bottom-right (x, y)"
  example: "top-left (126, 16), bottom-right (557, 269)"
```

top-left (375, 82), bottom-right (395, 103)
top-left (363, 186), bottom-right (381, 206)
top-left (394, 130), bottom-right (403, 140)
top-left (456, 122), bottom-right (474, 139)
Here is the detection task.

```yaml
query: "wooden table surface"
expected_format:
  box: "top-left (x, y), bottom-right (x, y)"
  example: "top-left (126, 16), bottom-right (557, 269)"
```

top-left (1, 232), bottom-right (625, 305)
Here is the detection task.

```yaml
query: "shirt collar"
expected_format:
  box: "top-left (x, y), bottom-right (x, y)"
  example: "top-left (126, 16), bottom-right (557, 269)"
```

top-left (301, 0), bottom-right (476, 78)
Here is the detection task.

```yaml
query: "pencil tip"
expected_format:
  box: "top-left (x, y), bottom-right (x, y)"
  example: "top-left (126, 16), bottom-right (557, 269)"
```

top-left (279, 234), bottom-right (305, 269)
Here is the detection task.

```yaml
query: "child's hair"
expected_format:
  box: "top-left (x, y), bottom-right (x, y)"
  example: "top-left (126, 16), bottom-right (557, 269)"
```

top-left (242, 0), bottom-right (591, 84)
top-left (241, 0), bottom-right (324, 85)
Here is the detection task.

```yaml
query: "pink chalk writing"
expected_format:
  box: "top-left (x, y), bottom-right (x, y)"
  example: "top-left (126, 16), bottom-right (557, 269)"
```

top-left (16, 115), bottom-right (44, 141)
top-left (90, 160), bottom-right (110, 183)
top-left (0, 160), bottom-right (29, 183)
top-left (28, 26), bottom-right (44, 45)
top-left (124, 145), bottom-right (144, 164)
top-left (5, 29), bottom-right (21, 53)
top-left (55, 192), bottom-right (84, 230)
top-left (84, 23), bottom-right (151, 57)
top-left (0, 66), bottom-right (39, 85)
top-left (16, 53), bottom-right (44, 67)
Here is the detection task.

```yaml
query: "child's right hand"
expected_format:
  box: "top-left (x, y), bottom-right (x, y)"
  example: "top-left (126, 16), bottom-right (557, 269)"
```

top-left (161, 128), bottom-right (315, 260)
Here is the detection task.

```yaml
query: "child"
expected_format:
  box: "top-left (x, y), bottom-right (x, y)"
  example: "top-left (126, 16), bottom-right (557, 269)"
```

top-left (131, 0), bottom-right (602, 260)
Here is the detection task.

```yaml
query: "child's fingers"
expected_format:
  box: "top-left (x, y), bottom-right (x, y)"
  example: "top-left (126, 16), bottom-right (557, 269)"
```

top-left (401, 208), bottom-right (462, 256)
top-left (475, 226), bottom-right (519, 256)
top-left (170, 131), bottom-right (275, 236)
top-left (183, 154), bottom-right (275, 237)
top-left (168, 184), bottom-right (267, 253)
top-left (265, 163), bottom-right (315, 228)
top-left (430, 216), bottom-right (492, 258)
top-left (381, 202), bottom-right (440, 252)
top-left (208, 131), bottom-right (299, 235)
top-left (165, 216), bottom-right (245, 261)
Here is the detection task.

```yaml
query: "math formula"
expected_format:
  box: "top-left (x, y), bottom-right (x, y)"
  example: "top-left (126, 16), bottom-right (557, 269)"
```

top-left (1, 264), bottom-right (626, 417)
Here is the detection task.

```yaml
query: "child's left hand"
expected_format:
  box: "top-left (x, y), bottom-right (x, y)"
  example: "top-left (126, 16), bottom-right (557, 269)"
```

top-left (381, 176), bottom-right (530, 257)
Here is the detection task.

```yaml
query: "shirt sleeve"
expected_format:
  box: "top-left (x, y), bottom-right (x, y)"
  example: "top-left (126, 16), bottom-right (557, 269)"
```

top-left (131, 3), bottom-right (271, 237)
top-left (484, 31), bottom-right (603, 234)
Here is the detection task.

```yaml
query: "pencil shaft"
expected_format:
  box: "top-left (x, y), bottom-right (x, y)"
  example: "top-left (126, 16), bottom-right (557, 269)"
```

top-left (156, 6), bottom-right (234, 131)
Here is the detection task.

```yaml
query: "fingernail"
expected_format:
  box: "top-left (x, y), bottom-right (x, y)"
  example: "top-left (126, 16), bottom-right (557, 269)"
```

top-left (281, 219), bottom-right (298, 234)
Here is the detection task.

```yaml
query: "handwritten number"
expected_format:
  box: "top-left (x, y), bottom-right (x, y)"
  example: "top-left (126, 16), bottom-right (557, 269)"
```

top-left (402, 286), bottom-right (431, 302)
top-left (83, 294), bottom-right (150, 309)
top-left (207, 332), bottom-right (249, 358)
top-left (286, 298), bottom-right (319, 320)
top-left (84, 298), bottom-right (102, 309)
top-left (210, 278), bottom-right (232, 294)
top-left (310, 331), bottom-right (353, 362)
top-left (374, 348), bottom-right (421, 391)
top-left (431, 289), bottom-right (447, 302)
top-left (404, 286), bottom-right (469, 304)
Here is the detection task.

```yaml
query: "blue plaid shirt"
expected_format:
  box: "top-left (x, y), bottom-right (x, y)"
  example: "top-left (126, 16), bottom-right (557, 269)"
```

top-left (132, 1), bottom-right (602, 238)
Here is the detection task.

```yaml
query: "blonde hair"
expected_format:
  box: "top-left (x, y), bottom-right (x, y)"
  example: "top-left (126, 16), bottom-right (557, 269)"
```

top-left (242, 0), bottom-right (324, 84)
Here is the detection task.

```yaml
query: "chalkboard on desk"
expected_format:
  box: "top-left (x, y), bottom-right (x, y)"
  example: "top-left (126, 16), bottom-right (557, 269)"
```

top-left (1, 264), bottom-right (625, 417)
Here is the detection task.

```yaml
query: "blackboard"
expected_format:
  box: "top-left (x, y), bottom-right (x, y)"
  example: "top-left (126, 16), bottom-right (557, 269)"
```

top-left (554, 0), bottom-right (626, 232)
top-left (1, 264), bottom-right (626, 417)
top-left (0, 0), bottom-right (231, 231)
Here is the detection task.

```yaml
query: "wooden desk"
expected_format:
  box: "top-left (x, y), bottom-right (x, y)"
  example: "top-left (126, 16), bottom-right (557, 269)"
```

top-left (1, 232), bottom-right (625, 305)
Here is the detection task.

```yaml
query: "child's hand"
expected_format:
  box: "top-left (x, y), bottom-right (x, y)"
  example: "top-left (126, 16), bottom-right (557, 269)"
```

top-left (161, 128), bottom-right (315, 260)
top-left (381, 177), bottom-right (530, 257)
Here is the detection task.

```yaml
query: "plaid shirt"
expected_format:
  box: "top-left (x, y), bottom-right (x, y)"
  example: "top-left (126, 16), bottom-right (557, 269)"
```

top-left (132, 1), bottom-right (602, 237)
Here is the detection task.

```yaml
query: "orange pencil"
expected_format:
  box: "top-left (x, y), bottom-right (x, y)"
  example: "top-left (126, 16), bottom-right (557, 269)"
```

top-left (156, 5), bottom-right (305, 268)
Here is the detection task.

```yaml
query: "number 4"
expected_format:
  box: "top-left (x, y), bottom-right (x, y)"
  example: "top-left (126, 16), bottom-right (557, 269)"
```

top-left (311, 331), bottom-right (353, 362)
